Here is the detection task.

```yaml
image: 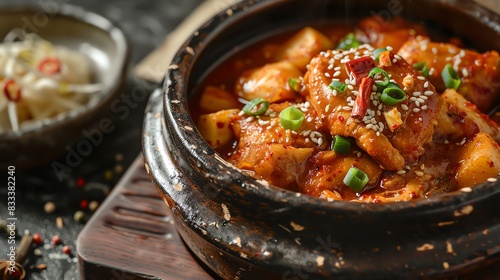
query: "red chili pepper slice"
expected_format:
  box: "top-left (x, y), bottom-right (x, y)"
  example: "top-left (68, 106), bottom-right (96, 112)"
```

top-left (37, 57), bottom-right (61, 75)
top-left (352, 77), bottom-right (374, 119)
top-left (3, 79), bottom-right (22, 102)
top-left (345, 56), bottom-right (375, 80)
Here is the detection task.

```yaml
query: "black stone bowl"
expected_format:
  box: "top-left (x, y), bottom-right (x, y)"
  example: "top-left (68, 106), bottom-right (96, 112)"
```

top-left (143, 0), bottom-right (500, 279)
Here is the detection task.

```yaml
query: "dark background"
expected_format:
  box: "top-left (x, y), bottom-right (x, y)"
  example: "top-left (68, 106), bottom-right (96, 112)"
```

top-left (0, 0), bottom-right (202, 279)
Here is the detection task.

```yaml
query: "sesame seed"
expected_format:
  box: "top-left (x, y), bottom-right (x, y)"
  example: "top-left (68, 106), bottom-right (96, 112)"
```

top-left (343, 106), bottom-right (352, 111)
top-left (417, 76), bottom-right (425, 81)
top-left (459, 49), bottom-right (466, 57)
top-left (334, 66), bottom-right (341, 71)
top-left (475, 59), bottom-right (481, 66)
top-left (415, 101), bottom-right (421, 107)
top-left (397, 170), bottom-right (406, 175)
top-left (421, 105), bottom-right (428, 110)
top-left (318, 137), bottom-right (324, 146)
top-left (325, 104), bottom-right (330, 113)
top-left (325, 72), bottom-right (331, 77)
top-left (413, 108), bottom-right (421, 113)
top-left (424, 91), bottom-right (434, 96)
top-left (347, 85), bottom-right (354, 90)
top-left (386, 46), bottom-right (393, 51)
top-left (417, 98), bottom-right (425, 103)
top-left (245, 116), bottom-right (254, 122)
top-left (333, 71), bottom-right (341, 77)
top-left (448, 47), bottom-right (456, 54)
top-left (420, 164), bottom-right (425, 170)
top-left (401, 104), bottom-right (409, 110)
top-left (413, 91), bottom-right (421, 96)
top-left (366, 124), bottom-right (374, 130)
top-left (429, 68), bottom-right (435, 75)
top-left (376, 131), bottom-right (380, 136)
top-left (410, 97), bottom-right (418, 102)
top-left (487, 177), bottom-right (497, 183)
top-left (462, 68), bottom-right (469, 77)
top-left (424, 81), bottom-right (429, 88)
top-left (393, 58), bottom-right (398, 63)
top-left (328, 64), bottom-right (334, 70)
top-left (415, 171), bottom-right (424, 177)
top-left (420, 96), bottom-right (428, 100)
top-left (432, 47), bottom-right (437, 54)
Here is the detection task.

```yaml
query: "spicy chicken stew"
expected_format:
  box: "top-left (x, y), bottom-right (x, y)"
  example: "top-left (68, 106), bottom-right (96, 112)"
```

top-left (190, 16), bottom-right (500, 203)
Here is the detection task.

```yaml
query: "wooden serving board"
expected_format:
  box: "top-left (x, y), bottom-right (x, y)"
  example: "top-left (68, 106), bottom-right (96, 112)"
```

top-left (76, 154), bottom-right (215, 280)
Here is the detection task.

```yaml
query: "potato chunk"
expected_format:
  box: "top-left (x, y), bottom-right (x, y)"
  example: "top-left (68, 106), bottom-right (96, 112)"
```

top-left (196, 109), bottom-right (239, 149)
top-left (235, 61), bottom-right (301, 103)
top-left (435, 89), bottom-right (500, 142)
top-left (275, 27), bottom-right (333, 71)
top-left (199, 86), bottom-right (240, 113)
top-left (455, 132), bottom-right (500, 189)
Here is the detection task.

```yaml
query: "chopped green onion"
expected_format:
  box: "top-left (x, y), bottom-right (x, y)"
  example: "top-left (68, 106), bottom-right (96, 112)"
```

top-left (336, 33), bottom-right (360, 50)
top-left (413, 62), bottom-right (429, 78)
top-left (373, 47), bottom-right (387, 61)
top-left (368, 67), bottom-right (390, 87)
top-left (331, 135), bottom-right (350, 154)
top-left (279, 106), bottom-right (304, 130)
top-left (242, 98), bottom-right (269, 116)
top-left (380, 87), bottom-right (407, 105)
top-left (289, 78), bottom-right (301, 92)
top-left (329, 81), bottom-right (347, 92)
top-left (441, 64), bottom-right (461, 90)
top-left (343, 167), bottom-right (369, 192)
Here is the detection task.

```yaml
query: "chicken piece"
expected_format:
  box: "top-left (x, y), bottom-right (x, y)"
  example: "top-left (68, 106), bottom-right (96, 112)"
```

top-left (355, 16), bottom-right (427, 51)
top-left (435, 89), bottom-right (500, 142)
top-left (398, 36), bottom-right (500, 113)
top-left (235, 61), bottom-right (302, 103)
top-left (454, 132), bottom-right (500, 189)
top-left (305, 45), bottom-right (441, 170)
top-left (275, 27), bottom-right (333, 72)
top-left (231, 102), bottom-right (328, 150)
top-left (234, 143), bottom-right (314, 190)
top-left (299, 150), bottom-right (383, 200)
top-left (228, 102), bottom-right (329, 188)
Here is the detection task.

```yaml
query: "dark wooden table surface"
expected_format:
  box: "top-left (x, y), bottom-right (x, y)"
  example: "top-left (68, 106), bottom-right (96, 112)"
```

top-left (0, 0), bottom-right (202, 279)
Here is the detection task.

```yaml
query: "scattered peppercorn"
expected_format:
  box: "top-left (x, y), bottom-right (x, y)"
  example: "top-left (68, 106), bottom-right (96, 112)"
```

top-left (80, 199), bottom-right (89, 210)
top-left (32, 233), bottom-right (43, 245)
top-left (73, 211), bottom-right (86, 223)
top-left (44, 201), bottom-right (56, 214)
top-left (51, 235), bottom-right (61, 245)
top-left (62, 245), bottom-right (71, 255)
top-left (88, 201), bottom-right (99, 212)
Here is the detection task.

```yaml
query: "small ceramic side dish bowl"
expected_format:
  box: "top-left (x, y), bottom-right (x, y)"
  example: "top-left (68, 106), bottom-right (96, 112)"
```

top-left (0, 5), bottom-right (129, 168)
top-left (143, 0), bottom-right (499, 279)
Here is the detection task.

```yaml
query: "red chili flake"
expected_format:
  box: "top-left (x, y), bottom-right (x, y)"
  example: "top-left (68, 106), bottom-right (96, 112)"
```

top-left (51, 235), bottom-right (61, 245)
top-left (352, 77), bottom-right (375, 119)
top-left (338, 116), bottom-right (345, 123)
top-left (62, 245), bottom-right (72, 255)
top-left (33, 233), bottom-right (43, 245)
top-left (3, 79), bottom-right (22, 102)
top-left (76, 178), bottom-right (85, 188)
top-left (37, 57), bottom-right (61, 75)
top-left (345, 56), bottom-right (375, 80)
top-left (80, 199), bottom-right (88, 210)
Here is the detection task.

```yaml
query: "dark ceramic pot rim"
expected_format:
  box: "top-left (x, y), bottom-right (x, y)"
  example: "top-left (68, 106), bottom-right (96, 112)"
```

top-left (156, 0), bottom-right (499, 212)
